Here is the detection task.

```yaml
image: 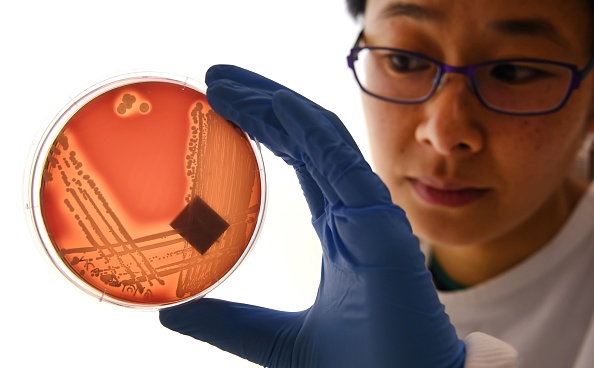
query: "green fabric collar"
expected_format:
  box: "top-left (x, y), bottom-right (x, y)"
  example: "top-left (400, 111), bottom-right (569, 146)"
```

top-left (429, 254), bottom-right (467, 291)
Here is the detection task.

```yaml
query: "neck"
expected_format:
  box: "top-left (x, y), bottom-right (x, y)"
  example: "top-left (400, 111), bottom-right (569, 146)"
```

top-left (431, 178), bottom-right (587, 287)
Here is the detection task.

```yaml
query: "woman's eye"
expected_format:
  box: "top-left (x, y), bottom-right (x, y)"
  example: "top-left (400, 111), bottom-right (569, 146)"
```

top-left (490, 63), bottom-right (547, 83)
top-left (387, 53), bottom-right (429, 72)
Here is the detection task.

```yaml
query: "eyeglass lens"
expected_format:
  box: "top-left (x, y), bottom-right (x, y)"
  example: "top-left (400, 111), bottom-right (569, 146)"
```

top-left (352, 48), bottom-right (575, 114)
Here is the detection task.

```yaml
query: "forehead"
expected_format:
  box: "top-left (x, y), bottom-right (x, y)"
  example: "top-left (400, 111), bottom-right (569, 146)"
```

top-left (364, 0), bottom-right (593, 55)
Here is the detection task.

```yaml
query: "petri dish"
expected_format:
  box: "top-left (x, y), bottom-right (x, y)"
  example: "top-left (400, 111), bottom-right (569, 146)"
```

top-left (25, 72), bottom-right (266, 310)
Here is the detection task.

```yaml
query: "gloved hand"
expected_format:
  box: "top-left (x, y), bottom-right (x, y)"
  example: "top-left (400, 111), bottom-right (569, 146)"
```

top-left (159, 65), bottom-right (465, 368)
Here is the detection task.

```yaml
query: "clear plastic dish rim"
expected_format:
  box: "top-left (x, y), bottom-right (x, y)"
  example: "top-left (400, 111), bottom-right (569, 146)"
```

top-left (23, 70), bottom-right (268, 311)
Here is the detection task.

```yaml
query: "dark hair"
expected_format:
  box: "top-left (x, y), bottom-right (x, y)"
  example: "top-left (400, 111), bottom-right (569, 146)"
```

top-left (346, 0), bottom-right (594, 52)
top-left (346, 0), bottom-right (365, 18)
top-left (346, 0), bottom-right (593, 21)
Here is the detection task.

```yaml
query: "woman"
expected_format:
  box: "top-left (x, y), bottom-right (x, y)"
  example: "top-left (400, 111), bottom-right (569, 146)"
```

top-left (160, 0), bottom-right (594, 366)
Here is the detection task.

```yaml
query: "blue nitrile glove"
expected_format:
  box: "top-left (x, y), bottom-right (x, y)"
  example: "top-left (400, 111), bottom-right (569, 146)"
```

top-left (159, 65), bottom-right (465, 368)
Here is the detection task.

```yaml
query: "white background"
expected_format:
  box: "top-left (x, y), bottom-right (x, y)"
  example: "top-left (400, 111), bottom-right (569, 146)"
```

top-left (1, 1), bottom-right (369, 367)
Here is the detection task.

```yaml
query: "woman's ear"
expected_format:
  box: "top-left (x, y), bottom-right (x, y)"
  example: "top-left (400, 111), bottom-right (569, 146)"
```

top-left (573, 104), bottom-right (594, 180)
top-left (586, 82), bottom-right (594, 134)
top-left (585, 120), bottom-right (594, 179)
top-left (585, 91), bottom-right (594, 176)
top-left (586, 95), bottom-right (594, 131)
top-left (586, 106), bottom-right (594, 133)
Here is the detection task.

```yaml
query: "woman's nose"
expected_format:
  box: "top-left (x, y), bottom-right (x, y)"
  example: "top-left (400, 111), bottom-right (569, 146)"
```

top-left (415, 74), bottom-right (485, 157)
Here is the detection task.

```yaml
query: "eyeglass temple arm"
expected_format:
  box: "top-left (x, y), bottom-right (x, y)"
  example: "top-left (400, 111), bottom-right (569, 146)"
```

top-left (346, 31), bottom-right (364, 69)
top-left (580, 55), bottom-right (594, 78)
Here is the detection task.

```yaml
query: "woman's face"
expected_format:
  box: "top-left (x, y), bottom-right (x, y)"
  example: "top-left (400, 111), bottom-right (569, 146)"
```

top-left (361, 0), bottom-right (594, 247)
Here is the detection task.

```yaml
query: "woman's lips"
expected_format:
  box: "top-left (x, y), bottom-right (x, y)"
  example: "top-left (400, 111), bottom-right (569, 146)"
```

top-left (409, 178), bottom-right (489, 207)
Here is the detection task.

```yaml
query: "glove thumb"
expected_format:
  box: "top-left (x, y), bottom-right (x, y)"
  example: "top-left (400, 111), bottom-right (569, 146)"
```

top-left (159, 298), bottom-right (306, 367)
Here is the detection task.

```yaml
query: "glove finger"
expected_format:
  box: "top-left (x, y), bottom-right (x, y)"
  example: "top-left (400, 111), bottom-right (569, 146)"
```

top-left (206, 65), bottom-right (363, 157)
top-left (319, 108), bottom-right (363, 157)
top-left (159, 298), bottom-right (306, 367)
top-left (295, 165), bottom-right (326, 219)
top-left (206, 79), bottom-right (293, 157)
top-left (206, 64), bottom-right (286, 95)
top-left (272, 89), bottom-right (392, 208)
top-left (207, 79), bottom-right (326, 219)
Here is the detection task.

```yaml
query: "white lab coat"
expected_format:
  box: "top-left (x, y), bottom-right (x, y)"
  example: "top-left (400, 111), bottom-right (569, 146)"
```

top-left (424, 182), bottom-right (594, 367)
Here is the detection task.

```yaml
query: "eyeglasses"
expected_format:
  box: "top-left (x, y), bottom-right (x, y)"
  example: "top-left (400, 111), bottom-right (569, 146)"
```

top-left (347, 31), bottom-right (594, 115)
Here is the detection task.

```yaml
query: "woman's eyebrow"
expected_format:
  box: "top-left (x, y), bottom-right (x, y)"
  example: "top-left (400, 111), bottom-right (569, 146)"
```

top-left (489, 17), bottom-right (568, 46)
top-left (378, 2), bottom-right (443, 21)
top-left (377, 3), bottom-right (571, 49)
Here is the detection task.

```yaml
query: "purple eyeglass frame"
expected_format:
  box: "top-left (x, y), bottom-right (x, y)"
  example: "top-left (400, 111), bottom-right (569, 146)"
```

top-left (346, 31), bottom-right (594, 116)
